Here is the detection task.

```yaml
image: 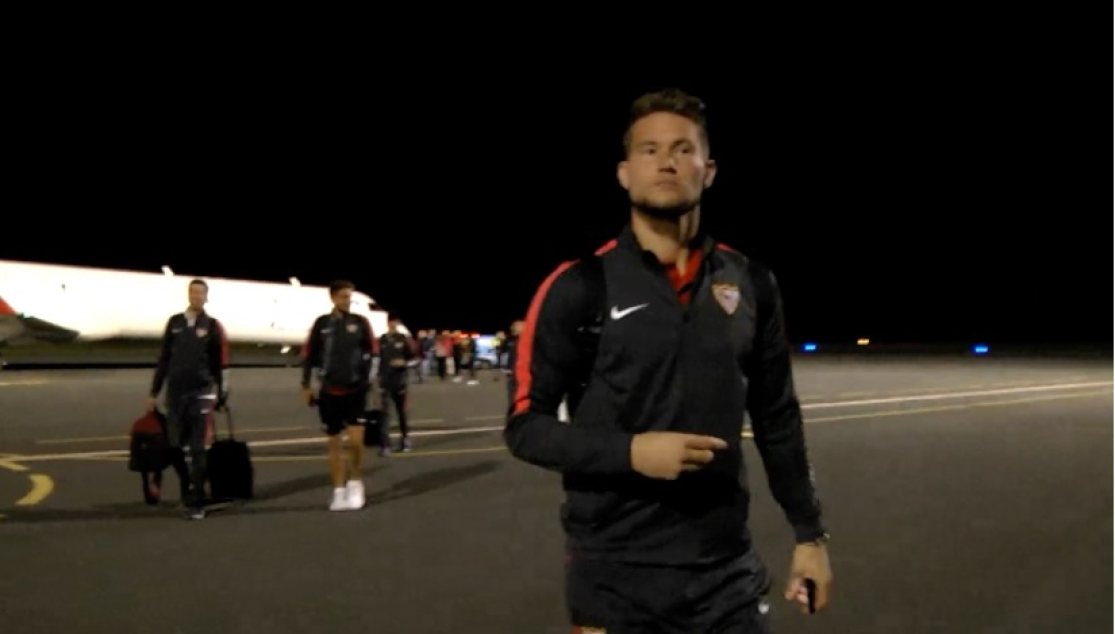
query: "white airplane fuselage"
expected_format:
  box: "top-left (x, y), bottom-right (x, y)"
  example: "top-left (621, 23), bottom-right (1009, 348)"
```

top-left (0, 260), bottom-right (394, 348)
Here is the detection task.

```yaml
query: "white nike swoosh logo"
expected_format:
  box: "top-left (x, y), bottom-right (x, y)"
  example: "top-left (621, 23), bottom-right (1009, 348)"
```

top-left (610, 303), bottom-right (649, 320)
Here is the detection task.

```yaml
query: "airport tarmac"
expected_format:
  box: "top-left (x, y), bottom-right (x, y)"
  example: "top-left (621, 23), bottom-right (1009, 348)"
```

top-left (0, 354), bottom-right (1110, 633)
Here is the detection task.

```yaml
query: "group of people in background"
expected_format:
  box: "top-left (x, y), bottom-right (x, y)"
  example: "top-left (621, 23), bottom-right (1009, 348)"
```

top-left (408, 327), bottom-right (522, 386)
top-left (146, 275), bottom-right (525, 518)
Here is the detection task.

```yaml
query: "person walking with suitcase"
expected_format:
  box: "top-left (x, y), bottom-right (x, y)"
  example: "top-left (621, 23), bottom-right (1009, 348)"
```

top-left (147, 278), bottom-right (230, 521)
top-left (300, 280), bottom-right (377, 511)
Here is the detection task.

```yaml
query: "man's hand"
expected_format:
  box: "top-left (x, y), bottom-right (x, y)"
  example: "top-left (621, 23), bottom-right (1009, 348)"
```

top-left (145, 396), bottom-right (158, 413)
top-left (630, 432), bottom-right (728, 480)
top-left (301, 386), bottom-right (315, 406)
top-left (784, 543), bottom-right (833, 614)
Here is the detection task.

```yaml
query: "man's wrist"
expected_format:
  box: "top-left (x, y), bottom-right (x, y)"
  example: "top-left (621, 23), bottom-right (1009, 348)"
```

top-left (794, 525), bottom-right (830, 545)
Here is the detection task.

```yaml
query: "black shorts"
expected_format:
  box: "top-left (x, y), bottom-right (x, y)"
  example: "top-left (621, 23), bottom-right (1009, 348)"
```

top-left (565, 549), bottom-right (772, 633)
top-left (317, 389), bottom-right (367, 436)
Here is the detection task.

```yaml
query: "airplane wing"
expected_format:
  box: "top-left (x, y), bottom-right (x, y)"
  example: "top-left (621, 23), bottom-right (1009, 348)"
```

top-left (0, 295), bottom-right (80, 345)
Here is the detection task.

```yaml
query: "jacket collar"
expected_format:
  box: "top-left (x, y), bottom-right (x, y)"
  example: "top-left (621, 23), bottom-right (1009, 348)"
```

top-left (615, 223), bottom-right (716, 263)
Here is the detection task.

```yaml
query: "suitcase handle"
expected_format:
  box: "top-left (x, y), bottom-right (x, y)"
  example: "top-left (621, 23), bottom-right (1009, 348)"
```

top-left (213, 406), bottom-right (236, 440)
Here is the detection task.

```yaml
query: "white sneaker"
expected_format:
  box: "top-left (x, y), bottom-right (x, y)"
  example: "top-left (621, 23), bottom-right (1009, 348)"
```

top-left (329, 487), bottom-right (348, 511)
top-left (346, 480), bottom-right (365, 510)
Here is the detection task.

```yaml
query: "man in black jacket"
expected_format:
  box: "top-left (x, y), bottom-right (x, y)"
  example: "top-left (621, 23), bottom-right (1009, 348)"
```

top-left (505, 88), bottom-right (833, 632)
top-left (301, 280), bottom-right (377, 511)
top-left (147, 278), bottom-right (230, 521)
top-left (378, 313), bottom-right (415, 453)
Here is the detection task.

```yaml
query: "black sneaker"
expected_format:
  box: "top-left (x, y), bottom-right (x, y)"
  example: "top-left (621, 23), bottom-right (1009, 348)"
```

top-left (396, 437), bottom-right (413, 453)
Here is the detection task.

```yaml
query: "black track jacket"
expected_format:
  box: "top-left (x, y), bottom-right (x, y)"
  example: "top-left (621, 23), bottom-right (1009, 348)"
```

top-left (505, 225), bottom-right (826, 565)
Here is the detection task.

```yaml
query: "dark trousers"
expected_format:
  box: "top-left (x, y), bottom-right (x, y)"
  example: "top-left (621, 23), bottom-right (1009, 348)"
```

top-left (166, 390), bottom-right (213, 508)
top-left (380, 379), bottom-right (409, 446)
top-left (565, 549), bottom-right (772, 633)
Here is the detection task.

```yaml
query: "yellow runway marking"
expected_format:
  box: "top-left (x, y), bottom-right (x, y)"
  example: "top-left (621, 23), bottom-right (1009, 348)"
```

top-left (0, 379), bottom-right (50, 387)
top-left (35, 419), bottom-right (449, 445)
top-left (0, 457), bottom-right (56, 515)
top-left (0, 459), bottom-right (29, 472)
top-left (80, 445), bottom-right (508, 464)
top-left (16, 475), bottom-right (53, 506)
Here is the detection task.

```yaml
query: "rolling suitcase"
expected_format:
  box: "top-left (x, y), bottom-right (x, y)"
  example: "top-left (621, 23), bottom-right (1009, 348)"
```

top-left (206, 408), bottom-right (254, 501)
top-left (361, 408), bottom-right (386, 448)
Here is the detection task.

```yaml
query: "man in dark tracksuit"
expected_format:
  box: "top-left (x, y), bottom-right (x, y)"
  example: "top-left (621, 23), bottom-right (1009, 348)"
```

top-left (505, 88), bottom-right (832, 632)
top-left (301, 280), bottom-right (377, 512)
top-left (148, 278), bottom-right (229, 521)
top-left (378, 313), bottom-right (415, 454)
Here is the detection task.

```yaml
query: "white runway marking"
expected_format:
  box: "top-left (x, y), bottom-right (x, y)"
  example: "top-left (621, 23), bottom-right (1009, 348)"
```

top-left (802, 381), bottom-right (1111, 409)
top-left (3, 380), bottom-right (1110, 463)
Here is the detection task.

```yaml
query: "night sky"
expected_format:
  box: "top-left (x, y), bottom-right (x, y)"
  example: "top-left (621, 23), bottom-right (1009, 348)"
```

top-left (5, 30), bottom-right (1109, 347)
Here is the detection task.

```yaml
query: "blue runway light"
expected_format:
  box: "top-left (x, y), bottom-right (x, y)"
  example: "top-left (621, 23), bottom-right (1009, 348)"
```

top-left (803, 343), bottom-right (818, 352)
top-left (973, 344), bottom-right (989, 354)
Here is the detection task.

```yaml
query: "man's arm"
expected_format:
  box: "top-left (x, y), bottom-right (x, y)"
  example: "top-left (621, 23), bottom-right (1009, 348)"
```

top-left (150, 317), bottom-right (174, 397)
top-left (504, 261), bottom-right (633, 475)
top-left (359, 316), bottom-right (378, 383)
top-left (300, 317), bottom-right (322, 388)
top-left (208, 318), bottom-right (231, 404)
top-left (746, 268), bottom-right (827, 543)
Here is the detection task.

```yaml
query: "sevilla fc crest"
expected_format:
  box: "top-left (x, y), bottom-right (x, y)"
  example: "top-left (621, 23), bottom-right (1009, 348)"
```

top-left (195, 328), bottom-right (208, 337)
top-left (712, 283), bottom-right (741, 315)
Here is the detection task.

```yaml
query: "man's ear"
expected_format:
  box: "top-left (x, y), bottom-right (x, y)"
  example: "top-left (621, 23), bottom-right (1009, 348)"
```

top-left (617, 160), bottom-right (630, 191)
top-left (703, 159), bottom-right (718, 189)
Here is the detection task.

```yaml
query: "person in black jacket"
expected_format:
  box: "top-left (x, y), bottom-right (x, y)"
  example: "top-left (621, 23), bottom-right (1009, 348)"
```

top-left (504, 88), bottom-right (833, 632)
top-left (378, 313), bottom-right (415, 454)
top-left (301, 280), bottom-right (377, 512)
top-left (504, 319), bottom-right (523, 410)
top-left (147, 278), bottom-right (230, 521)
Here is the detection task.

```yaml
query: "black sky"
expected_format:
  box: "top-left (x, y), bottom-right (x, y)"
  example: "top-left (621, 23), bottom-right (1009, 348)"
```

top-left (4, 24), bottom-right (1110, 346)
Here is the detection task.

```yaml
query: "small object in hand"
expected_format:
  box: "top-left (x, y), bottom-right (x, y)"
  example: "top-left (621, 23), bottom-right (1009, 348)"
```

top-left (804, 578), bottom-right (817, 614)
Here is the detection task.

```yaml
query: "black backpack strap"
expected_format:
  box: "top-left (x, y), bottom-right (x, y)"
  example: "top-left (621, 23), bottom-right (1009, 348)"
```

top-left (747, 260), bottom-right (775, 338)
top-left (566, 252), bottom-right (606, 418)
top-left (743, 259), bottom-right (778, 384)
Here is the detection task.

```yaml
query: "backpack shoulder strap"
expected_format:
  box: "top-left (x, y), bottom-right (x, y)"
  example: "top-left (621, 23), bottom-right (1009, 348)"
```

top-left (578, 251), bottom-right (606, 331)
top-left (565, 252), bottom-right (607, 419)
top-left (746, 259), bottom-right (775, 337)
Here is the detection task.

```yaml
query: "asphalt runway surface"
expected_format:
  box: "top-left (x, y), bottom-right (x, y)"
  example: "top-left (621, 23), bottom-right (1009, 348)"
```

top-left (0, 355), bottom-right (1110, 633)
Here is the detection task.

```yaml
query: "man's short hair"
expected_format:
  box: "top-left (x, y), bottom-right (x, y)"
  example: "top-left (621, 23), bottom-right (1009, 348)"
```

top-left (188, 279), bottom-right (208, 290)
top-left (329, 280), bottom-right (355, 296)
top-left (622, 87), bottom-right (710, 155)
top-left (387, 312), bottom-right (401, 323)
